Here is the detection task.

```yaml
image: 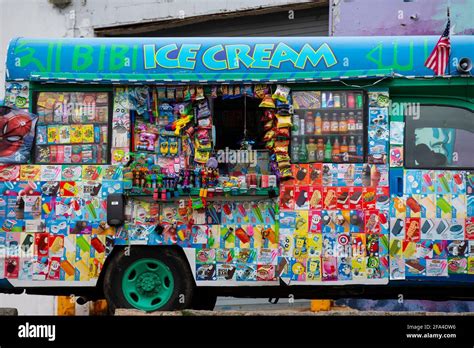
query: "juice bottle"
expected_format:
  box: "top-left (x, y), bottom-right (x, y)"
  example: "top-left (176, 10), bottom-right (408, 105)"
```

top-left (356, 111), bottom-right (364, 131)
top-left (330, 113), bottom-right (339, 133)
top-left (347, 112), bottom-right (356, 132)
top-left (327, 92), bottom-right (334, 108)
top-left (314, 112), bottom-right (322, 135)
top-left (332, 137), bottom-right (340, 162)
top-left (339, 113), bottom-right (347, 133)
top-left (316, 138), bottom-right (325, 162)
top-left (334, 93), bottom-right (341, 108)
top-left (324, 138), bottom-right (332, 162)
top-left (348, 136), bottom-right (356, 154)
top-left (322, 113), bottom-right (331, 134)
top-left (307, 138), bottom-right (317, 162)
top-left (305, 111), bottom-right (315, 135)
top-left (347, 93), bottom-right (355, 108)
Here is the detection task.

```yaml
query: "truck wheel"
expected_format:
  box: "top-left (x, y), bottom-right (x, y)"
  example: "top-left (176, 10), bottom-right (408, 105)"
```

top-left (191, 288), bottom-right (217, 310)
top-left (103, 247), bottom-right (194, 313)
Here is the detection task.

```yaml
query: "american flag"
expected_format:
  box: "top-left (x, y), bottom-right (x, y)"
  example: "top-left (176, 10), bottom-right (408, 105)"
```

top-left (424, 14), bottom-right (451, 76)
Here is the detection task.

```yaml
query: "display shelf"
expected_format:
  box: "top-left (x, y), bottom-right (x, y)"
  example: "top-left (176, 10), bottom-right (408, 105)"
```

top-left (124, 187), bottom-right (279, 198)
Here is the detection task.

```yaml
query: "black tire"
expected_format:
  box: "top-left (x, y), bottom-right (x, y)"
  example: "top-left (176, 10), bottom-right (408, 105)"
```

top-left (103, 246), bottom-right (194, 313)
top-left (191, 288), bottom-right (217, 310)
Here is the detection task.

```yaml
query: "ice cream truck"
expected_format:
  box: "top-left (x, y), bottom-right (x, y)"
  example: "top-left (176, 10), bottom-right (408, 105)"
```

top-left (0, 36), bottom-right (472, 312)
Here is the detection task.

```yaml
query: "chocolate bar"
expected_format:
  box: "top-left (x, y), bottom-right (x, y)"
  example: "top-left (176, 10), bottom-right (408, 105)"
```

top-left (349, 191), bottom-right (362, 204)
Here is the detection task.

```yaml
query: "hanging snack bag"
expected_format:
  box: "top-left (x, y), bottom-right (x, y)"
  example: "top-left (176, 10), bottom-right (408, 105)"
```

top-left (272, 85), bottom-right (290, 103)
top-left (259, 94), bottom-right (276, 108)
top-left (254, 84), bottom-right (269, 99)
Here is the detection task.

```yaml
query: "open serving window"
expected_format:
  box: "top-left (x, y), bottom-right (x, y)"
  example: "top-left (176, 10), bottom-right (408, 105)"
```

top-left (291, 90), bottom-right (365, 163)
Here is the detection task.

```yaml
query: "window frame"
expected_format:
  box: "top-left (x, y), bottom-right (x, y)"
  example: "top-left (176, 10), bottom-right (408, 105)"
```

top-left (402, 98), bottom-right (474, 170)
top-left (31, 85), bottom-right (113, 165)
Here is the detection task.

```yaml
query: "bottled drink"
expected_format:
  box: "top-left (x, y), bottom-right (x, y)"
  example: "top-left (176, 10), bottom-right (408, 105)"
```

top-left (334, 93), bottom-right (341, 108)
top-left (339, 113), bottom-right (348, 133)
top-left (327, 93), bottom-right (334, 107)
top-left (321, 92), bottom-right (327, 108)
top-left (291, 137), bottom-right (300, 162)
top-left (330, 113), bottom-right (339, 133)
top-left (299, 138), bottom-right (308, 162)
top-left (347, 93), bottom-right (355, 108)
top-left (340, 136), bottom-right (349, 162)
top-left (316, 138), bottom-right (325, 162)
top-left (340, 92), bottom-right (347, 108)
top-left (324, 138), bottom-right (332, 162)
top-left (332, 137), bottom-right (340, 162)
top-left (314, 112), bottom-right (322, 135)
top-left (347, 112), bottom-right (356, 132)
top-left (356, 136), bottom-right (363, 156)
top-left (305, 111), bottom-right (315, 135)
top-left (356, 93), bottom-right (363, 108)
top-left (292, 114), bottom-right (300, 136)
top-left (356, 111), bottom-right (363, 131)
top-left (307, 138), bottom-right (317, 162)
top-left (322, 113), bottom-right (331, 134)
top-left (300, 118), bottom-right (305, 136)
top-left (349, 136), bottom-right (356, 154)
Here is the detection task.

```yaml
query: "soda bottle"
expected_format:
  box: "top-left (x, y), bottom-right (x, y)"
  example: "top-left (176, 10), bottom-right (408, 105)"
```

top-left (356, 93), bottom-right (363, 108)
top-left (356, 136), bottom-right (363, 156)
top-left (347, 112), bottom-right (356, 132)
top-left (327, 92), bottom-right (334, 108)
top-left (317, 138), bottom-right (325, 162)
top-left (349, 136), bottom-right (356, 154)
top-left (356, 111), bottom-right (364, 131)
top-left (314, 112), bottom-right (322, 135)
top-left (292, 114), bottom-right (300, 136)
top-left (324, 138), bottom-right (332, 162)
top-left (299, 138), bottom-right (308, 162)
top-left (340, 136), bottom-right (349, 162)
top-left (321, 92), bottom-right (327, 108)
top-left (339, 113), bottom-right (347, 133)
top-left (334, 93), bottom-right (341, 108)
top-left (330, 113), bottom-right (339, 133)
top-left (322, 113), bottom-right (331, 134)
top-left (291, 137), bottom-right (300, 162)
top-left (347, 93), bottom-right (355, 108)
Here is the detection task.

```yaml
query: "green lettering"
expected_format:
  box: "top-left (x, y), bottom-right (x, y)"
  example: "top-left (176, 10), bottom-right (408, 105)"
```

top-left (72, 45), bottom-right (94, 71)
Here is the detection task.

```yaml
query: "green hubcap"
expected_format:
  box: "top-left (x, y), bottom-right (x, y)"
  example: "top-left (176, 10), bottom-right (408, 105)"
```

top-left (122, 259), bottom-right (174, 311)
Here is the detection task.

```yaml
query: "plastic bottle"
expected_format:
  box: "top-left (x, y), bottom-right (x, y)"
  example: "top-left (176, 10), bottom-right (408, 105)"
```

top-left (291, 137), bottom-right (300, 162)
top-left (356, 111), bottom-right (364, 131)
top-left (321, 92), bottom-right (327, 108)
top-left (347, 112), bottom-right (356, 132)
top-left (334, 93), bottom-right (341, 108)
top-left (332, 137), bottom-right (340, 162)
top-left (339, 113), bottom-right (347, 133)
top-left (317, 138), bottom-right (325, 162)
top-left (299, 138), bottom-right (308, 162)
top-left (322, 113), bottom-right (331, 134)
top-left (356, 136), bottom-right (363, 156)
top-left (300, 118), bottom-right (305, 136)
top-left (307, 138), bottom-right (317, 162)
top-left (347, 93), bottom-right (355, 108)
top-left (324, 138), bottom-right (332, 162)
top-left (330, 113), bottom-right (339, 133)
top-left (314, 112), bottom-right (322, 135)
top-left (327, 93), bottom-right (334, 108)
top-left (356, 93), bottom-right (363, 108)
top-left (340, 136), bottom-right (349, 162)
top-left (292, 114), bottom-right (300, 136)
top-left (349, 136), bottom-right (356, 154)
top-left (305, 111), bottom-right (315, 135)
top-left (340, 92), bottom-right (347, 108)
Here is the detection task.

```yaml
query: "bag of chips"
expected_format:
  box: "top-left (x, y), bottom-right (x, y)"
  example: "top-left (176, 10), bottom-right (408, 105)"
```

top-left (272, 85), bottom-right (290, 103)
top-left (276, 115), bottom-right (292, 128)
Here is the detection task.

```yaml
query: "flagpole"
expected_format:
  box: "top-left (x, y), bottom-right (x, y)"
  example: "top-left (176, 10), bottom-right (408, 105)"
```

top-left (447, 6), bottom-right (451, 75)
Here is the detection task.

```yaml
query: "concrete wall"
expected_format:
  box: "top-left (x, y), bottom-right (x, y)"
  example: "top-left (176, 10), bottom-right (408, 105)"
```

top-left (330, 0), bottom-right (474, 36)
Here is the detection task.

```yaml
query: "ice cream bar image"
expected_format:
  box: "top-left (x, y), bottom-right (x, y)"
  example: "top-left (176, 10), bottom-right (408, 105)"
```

top-left (453, 173), bottom-right (463, 186)
top-left (436, 220), bottom-right (448, 234)
top-left (223, 227), bottom-right (233, 240)
top-left (237, 203), bottom-right (249, 222)
top-left (406, 259), bottom-right (425, 273)
top-left (296, 190), bottom-right (308, 207)
top-left (76, 236), bottom-right (90, 252)
top-left (235, 227), bottom-right (250, 244)
top-left (406, 197), bottom-right (421, 213)
top-left (337, 192), bottom-right (349, 204)
top-left (349, 191), bottom-right (362, 205)
top-left (75, 259), bottom-right (88, 275)
top-left (438, 174), bottom-right (451, 192)
top-left (393, 197), bottom-right (406, 213)
top-left (391, 219), bottom-right (404, 236)
top-left (91, 237), bottom-right (105, 253)
top-left (60, 260), bottom-right (75, 276)
top-left (436, 196), bottom-right (452, 213)
top-left (222, 204), bottom-right (233, 218)
top-left (296, 167), bottom-right (307, 181)
top-left (252, 204), bottom-right (264, 223)
top-left (86, 202), bottom-right (97, 219)
top-left (389, 239), bottom-right (401, 256)
top-left (50, 236), bottom-right (63, 254)
top-left (423, 173), bottom-right (434, 192)
top-left (421, 219), bottom-right (434, 234)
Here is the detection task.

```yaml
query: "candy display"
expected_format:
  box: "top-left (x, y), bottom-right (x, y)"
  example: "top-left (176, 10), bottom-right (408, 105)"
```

top-left (35, 92), bottom-right (109, 164)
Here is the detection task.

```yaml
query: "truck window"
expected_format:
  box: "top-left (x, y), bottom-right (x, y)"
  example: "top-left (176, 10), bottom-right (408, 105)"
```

top-left (405, 105), bottom-right (474, 169)
top-left (34, 92), bottom-right (110, 164)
